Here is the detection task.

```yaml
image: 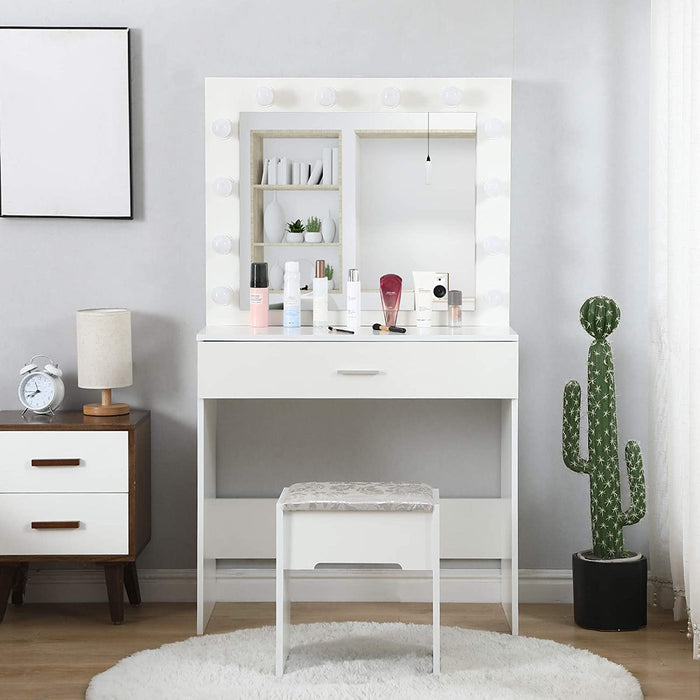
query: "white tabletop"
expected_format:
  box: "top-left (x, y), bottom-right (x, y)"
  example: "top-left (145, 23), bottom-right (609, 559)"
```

top-left (196, 325), bottom-right (518, 342)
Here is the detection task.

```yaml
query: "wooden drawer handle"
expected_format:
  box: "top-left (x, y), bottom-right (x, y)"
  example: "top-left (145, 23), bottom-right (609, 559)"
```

top-left (31, 459), bottom-right (80, 467)
top-left (336, 369), bottom-right (383, 376)
top-left (31, 521), bottom-right (80, 530)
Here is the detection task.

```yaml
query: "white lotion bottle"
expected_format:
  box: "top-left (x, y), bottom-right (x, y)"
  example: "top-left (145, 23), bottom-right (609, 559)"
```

top-left (346, 268), bottom-right (361, 331)
top-left (313, 259), bottom-right (328, 328)
top-left (283, 261), bottom-right (301, 328)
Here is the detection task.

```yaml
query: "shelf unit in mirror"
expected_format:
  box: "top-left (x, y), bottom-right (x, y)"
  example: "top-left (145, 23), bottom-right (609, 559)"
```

top-left (250, 129), bottom-right (342, 296)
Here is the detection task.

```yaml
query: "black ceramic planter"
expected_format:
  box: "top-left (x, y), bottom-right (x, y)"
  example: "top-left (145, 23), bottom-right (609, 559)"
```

top-left (572, 551), bottom-right (647, 631)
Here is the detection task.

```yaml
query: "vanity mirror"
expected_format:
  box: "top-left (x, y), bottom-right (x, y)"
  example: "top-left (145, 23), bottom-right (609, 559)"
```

top-left (205, 78), bottom-right (510, 327)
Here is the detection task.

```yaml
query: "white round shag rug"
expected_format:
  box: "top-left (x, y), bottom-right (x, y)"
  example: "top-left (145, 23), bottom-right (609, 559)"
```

top-left (87, 621), bottom-right (642, 699)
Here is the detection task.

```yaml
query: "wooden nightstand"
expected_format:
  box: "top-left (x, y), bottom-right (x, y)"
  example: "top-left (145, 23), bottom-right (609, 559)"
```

top-left (0, 410), bottom-right (150, 624)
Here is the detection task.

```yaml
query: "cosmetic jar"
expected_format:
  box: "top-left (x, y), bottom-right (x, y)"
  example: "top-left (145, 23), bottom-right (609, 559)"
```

top-left (448, 289), bottom-right (462, 327)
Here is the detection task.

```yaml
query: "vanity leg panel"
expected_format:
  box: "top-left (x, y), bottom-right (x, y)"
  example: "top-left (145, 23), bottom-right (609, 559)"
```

top-left (198, 398), bottom-right (218, 634)
top-left (500, 398), bottom-right (519, 635)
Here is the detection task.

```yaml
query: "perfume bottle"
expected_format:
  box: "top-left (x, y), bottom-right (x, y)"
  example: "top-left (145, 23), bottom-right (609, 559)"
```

top-left (448, 289), bottom-right (463, 327)
top-left (249, 262), bottom-right (269, 328)
top-left (313, 259), bottom-right (328, 328)
top-left (380, 274), bottom-right (402, 327)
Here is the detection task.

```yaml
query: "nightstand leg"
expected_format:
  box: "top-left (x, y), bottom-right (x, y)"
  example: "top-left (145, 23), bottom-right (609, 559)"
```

top-left (0, 565), bottom-right (18, 622)
top-left (11, 562), bottom-right (29, 606)
top-left (103, 564), bottom-right (125, 625)
top-left (124, 562), bottom-right (141, 607)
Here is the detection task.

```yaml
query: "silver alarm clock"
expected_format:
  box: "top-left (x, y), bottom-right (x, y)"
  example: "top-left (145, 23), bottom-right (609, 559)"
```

top-left (18, 354), bottom-right (65, 416)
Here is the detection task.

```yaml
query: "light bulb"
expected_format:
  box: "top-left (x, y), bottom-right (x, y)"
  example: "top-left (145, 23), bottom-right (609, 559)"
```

top-left (483, 289), bottom-right (504, 308)
top-left (381, 86), bottom-right (401, 107)
top-left (442, 85), bottom-right (462, 106)
top-left (484, 118), bottom-right (504, 138)
top-left (212, 235), bottom-right (233, 254)
top-left (214, 177), bottom-right (235, 197)
top-left (483, 236), bottom-right (507, 255)
top-left (483, 178), bottom-right (504, 198)
top-left (211, 286), bottom-right (234, 306)
top-left (256, 86), bottom-right (274, 106)
top-left (425, 157), bottom-right (432, 185)
top-left (211, 118), bottom-right (233, 139)
top-left (317, 86), bottom-right (336, 107)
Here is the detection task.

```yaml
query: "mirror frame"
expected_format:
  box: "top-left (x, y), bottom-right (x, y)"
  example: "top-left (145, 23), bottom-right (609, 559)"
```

top-left (205, 77), bottom-right (511, 328)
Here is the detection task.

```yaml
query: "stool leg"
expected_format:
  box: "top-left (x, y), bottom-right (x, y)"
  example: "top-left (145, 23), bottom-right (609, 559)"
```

top-left (432, 502), bottom-right (440, 675)
top-left (276, 505), bottom-right (290, 676)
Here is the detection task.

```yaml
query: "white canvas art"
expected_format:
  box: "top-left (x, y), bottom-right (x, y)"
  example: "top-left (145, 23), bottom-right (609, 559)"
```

top-left (0, 28), bottom-right (132, 218)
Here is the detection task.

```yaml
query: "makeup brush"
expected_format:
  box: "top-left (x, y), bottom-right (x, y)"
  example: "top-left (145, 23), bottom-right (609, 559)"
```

top-left (372, 323), bottom-right (406, 334)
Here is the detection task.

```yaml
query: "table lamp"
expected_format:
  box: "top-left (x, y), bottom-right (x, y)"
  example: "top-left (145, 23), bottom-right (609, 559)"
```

top-left (76, 308), bottom-right (133, 416)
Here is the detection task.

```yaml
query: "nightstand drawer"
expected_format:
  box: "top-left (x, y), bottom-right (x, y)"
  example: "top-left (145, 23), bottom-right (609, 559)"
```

top-left (0, 493), bottom-right (128, 555)
top-left (0, 431), bottom-right (128, 493)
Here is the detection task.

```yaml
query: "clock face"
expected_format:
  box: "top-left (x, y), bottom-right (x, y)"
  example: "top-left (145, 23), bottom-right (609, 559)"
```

top-left (19, 372), bottom-right (55, 411)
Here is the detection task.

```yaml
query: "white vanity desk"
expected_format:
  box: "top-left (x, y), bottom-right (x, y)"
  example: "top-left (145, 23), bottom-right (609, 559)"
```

top-left (197, 325), bottom-right (518, 634)
top-left (200, 76), bottom-right (516, 635)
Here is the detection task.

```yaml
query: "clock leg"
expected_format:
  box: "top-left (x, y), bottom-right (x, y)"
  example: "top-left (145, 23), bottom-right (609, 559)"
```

top-left (0, 565), bottom-right (18, 622)
top-left (103, 564), bottom-right (125, 625)
top-left (11, 562), bottom-right (29, 605)
top-left (124, 562), bottom-right (142, 607)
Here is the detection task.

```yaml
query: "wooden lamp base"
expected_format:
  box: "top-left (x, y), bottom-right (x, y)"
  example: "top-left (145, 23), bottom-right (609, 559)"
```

top-left (83, 389), bottom-right (130, 417)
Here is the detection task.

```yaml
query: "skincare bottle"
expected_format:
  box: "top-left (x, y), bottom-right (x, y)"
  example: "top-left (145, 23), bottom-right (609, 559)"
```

top-left (448, 289), bottom-right (463, 327)
top-left (313, 259), bottom-right (328, 328)
top-left (380, 274), bottom-right (402, 327)
top-left (412, 271), bottom-right (434, 328)
top-left (283, 261), bottom-right (301, 328)
top-left (346, 268), bottom-right (361, 331)
top-left (249, 262), bottom-right (269, 328)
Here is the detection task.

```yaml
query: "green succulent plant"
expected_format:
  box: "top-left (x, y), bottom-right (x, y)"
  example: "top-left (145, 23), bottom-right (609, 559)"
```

top-left (325, 264), bottom-right (334, 280)
top-left (286, 219), bottom-right (305, 233)
top-left (306, 216), bottom-right (321, 233)
top-left (562, 296), bottom-right (646, 559)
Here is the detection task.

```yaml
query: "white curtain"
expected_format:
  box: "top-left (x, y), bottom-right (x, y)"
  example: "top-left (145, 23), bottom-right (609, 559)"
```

top-left (649, 0), bottom-right (700, 660)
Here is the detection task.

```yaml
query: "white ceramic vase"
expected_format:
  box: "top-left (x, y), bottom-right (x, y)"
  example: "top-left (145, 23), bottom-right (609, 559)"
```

top-left (305, 231), bottom-right (322, 244)
top-left (321, 210), bottom-right (336, 243)
top-left (286, 231), bottom-right (303, 243)
top-left (264, 194), bottom-right (285, 243)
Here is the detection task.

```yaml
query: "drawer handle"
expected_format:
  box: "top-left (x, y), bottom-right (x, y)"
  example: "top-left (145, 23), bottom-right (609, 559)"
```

top-left (336, 369), bottom-right (383, 376)
top-left (31, 459), bottom-right (80, 467)
top-left (31, 521), bottom-right (80, 530)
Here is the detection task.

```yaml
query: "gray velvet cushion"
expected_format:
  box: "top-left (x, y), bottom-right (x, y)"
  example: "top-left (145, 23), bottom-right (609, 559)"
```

top-left (279, 481), bottom-right (435, 512)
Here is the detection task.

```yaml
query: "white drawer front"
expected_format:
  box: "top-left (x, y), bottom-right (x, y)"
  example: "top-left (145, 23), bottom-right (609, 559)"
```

top-left (0, 493), bottom-right (128, 555)
top-left (199, 340), bottom-right (518, 399)
top-left (0, 431), bottom-right (128, 493)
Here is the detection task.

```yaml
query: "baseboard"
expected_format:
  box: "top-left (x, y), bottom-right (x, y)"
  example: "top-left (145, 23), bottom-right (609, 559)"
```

top-left (20, 567), bottom-right (573, 604)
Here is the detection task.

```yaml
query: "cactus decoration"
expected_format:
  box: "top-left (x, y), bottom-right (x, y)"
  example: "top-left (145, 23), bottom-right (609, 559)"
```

top-left (562, 296), bottom-right (646, 559)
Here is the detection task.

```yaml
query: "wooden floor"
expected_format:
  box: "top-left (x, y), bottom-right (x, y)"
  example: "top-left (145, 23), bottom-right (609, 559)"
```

top-left (0, 602), bottom-right (698, 698)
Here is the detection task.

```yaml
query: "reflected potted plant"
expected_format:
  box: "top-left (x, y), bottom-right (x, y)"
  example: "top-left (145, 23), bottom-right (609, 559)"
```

top-left (286, 219), bottom-right (305, 244)
top-left (305, 216), bottom-right (322, 244)
top-left (562, 296), bottom-right (647, 631)
top-left (325, 263), bottom-right (335, 290)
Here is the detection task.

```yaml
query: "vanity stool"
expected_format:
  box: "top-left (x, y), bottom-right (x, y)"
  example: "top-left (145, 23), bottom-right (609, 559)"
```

top-left (276, 481), bottom-right (440, 676)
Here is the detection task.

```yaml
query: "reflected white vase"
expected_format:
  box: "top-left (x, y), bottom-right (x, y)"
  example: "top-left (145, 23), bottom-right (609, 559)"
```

top-left (321, 210), bottom-right (336, 243)
top-left (264, 195), bottom-right (285, 244)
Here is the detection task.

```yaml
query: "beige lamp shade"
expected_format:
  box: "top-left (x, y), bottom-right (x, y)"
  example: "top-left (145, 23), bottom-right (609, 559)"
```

top-left (77, 308), bottom-right (133, 389)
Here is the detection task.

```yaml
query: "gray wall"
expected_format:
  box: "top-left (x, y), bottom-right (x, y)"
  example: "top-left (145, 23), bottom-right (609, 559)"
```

top-left (0, 1), bottom-right (649, 570)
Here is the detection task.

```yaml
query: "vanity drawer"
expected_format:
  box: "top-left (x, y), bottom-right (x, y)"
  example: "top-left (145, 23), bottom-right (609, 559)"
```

top-left (0, 431), bottom-right (128, 493)
top-left (199, 340), bottom-right (518, 399)
top-left (0, 493), bottom-right (128, 556)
